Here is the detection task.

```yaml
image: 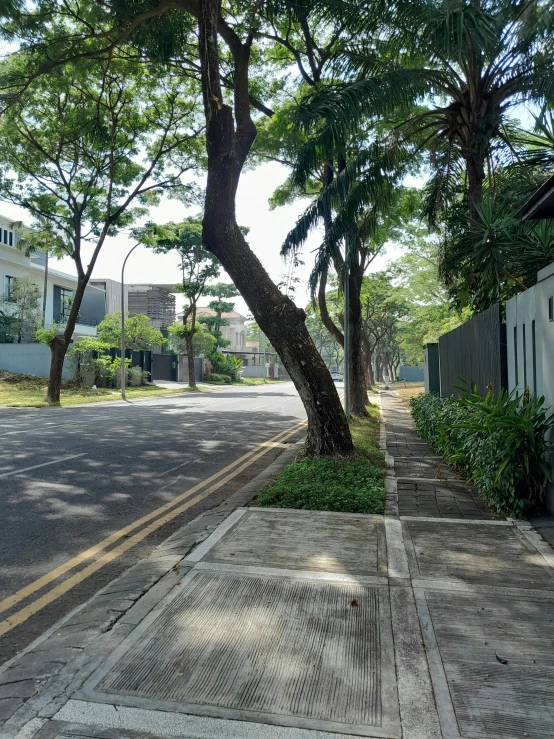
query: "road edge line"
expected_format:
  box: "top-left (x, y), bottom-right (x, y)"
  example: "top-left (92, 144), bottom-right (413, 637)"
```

top-left (0, 437), bottom-right (305, 737)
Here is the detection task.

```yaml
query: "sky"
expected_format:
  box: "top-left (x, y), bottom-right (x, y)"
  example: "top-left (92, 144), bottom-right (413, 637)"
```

top-left (0, 161), bottom-right (400, 319)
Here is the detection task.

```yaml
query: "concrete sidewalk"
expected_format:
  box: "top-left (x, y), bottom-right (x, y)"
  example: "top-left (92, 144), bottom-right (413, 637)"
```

top-left (3, 390), bottom-right (554, 739)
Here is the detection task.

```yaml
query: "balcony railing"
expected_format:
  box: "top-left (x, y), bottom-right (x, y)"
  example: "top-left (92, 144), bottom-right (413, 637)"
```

top-left (53, 312), bottom-right (99, 327)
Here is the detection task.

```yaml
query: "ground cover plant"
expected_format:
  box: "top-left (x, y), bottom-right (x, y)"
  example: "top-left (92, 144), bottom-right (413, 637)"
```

top-left (411, 384), bottom-right (554, 517)
top-left (254, 404), bottom-right (385, 514)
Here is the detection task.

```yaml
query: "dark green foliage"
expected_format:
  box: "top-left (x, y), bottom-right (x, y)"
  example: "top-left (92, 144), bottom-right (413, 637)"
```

top-left (437, 159), bottom-right (554, 312)
top-left (410, 385), bottom-right (554, 517)
top-left (209, 353), bottom-right (242, 381)
top-left (205, 373), bottom-right (232, 384)
top-left (255, 406), bottom-right (385, 513)
top-left (254, 456), bottom-right (385, 513)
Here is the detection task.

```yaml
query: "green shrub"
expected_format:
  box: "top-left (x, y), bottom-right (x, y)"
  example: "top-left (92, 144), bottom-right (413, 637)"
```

top-left (206, 372), bottom-right (232, 384)
top-left (209, 353), bottom-right (242, 380)
top-left (254, 456), bottom-right (384, 514)
top-left (254, 405), bottom-right (385, 514)
top-left (410, 383), bottom-right (554, 517)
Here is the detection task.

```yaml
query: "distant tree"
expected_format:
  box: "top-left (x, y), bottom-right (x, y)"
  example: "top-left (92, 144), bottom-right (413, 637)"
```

top-left (360, 274), bottom-right (409, 384)
top-left (0, 276), bottom-right (42, 343)
top-left (389, 227), bottom-right (467, 362)
top-left (304, 308), bottom-right (343, 371)
top-left (135, 219), bottom-right (220, 388)
top-left (97, 313), bottom-right (165, 352)
top-left (0, 53), bottom-right (202, 404)
top-left (246, 319), bottom-right (275, 355)
top-left (167, 322), bottom-right (216, 357)
top-left (199, 283), bottom-right (240, 351)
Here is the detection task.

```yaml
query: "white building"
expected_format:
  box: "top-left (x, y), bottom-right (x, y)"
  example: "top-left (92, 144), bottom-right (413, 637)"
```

top-left (89, 278), bottom-right (128, 316)
top-left (192, 307), bottom-right (248, 352)
top-left (0, 214), bottom-right (105, 339)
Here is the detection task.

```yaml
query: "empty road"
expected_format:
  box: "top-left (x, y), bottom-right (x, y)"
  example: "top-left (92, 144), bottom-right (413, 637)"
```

top-left (0, 382), bottom-right (305, 665)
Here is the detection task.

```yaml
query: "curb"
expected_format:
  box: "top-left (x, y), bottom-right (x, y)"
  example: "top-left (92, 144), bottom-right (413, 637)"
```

top-left (0, 438), bottom-right (305, 738)
top-left (376, 390), bottom-right (398, 516)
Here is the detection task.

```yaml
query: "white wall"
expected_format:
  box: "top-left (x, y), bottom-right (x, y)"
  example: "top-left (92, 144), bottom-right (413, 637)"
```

top-left (241, 365), bottom-right (267, 378)
top-left (0, 242), bottom-right (99, 338)
top-left (506, 262), bottom-right (554, 406)
top-left (506, 261), bottom-right (554, 511)
top-left (0, 343), bottom-right (73, 379)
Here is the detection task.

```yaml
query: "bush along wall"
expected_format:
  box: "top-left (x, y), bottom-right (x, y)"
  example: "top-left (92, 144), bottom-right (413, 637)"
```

top-left (410, 383), bottom-right (554, 518)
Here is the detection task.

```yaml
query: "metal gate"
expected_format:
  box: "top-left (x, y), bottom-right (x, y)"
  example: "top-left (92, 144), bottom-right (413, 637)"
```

top-left (151, 353), bottom-right (178, 382)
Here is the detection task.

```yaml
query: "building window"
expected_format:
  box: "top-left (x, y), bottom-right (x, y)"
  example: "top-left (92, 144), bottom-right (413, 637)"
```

top-left (8, 231), bottom-right (12, 246)
top-left (4, 275), bottom-right (15, 301)
top-left (549, 296), bottom-right (553, 322)
top-left (3, 230), bottom-right (7, 244)
top-left (514, 326), bottom-right (518, 386)
top-left (522, 323), bottom-right (527, 389)
top-left (60, 287), bottom-right (74, 319)
top-left (54, 286), bottom-right (74, 321)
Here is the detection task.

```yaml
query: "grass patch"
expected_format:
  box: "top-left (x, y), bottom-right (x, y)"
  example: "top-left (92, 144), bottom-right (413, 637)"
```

top-left (0, 372), bottom-right (198, 407)
top-left (254, 403), bottom-right (385, 514)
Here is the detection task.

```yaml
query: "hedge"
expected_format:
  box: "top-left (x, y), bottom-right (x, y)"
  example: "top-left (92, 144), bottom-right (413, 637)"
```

top-left (410, 383), bottom-right (554, 517)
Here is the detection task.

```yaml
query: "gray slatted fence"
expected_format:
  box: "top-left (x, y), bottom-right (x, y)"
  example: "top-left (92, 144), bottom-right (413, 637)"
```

top-left (438, 303), bottom-right (507, 397)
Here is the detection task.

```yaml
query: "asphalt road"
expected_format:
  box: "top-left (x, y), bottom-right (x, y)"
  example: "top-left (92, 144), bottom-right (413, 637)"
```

top-left (0, 382), bottom-right (305, 666)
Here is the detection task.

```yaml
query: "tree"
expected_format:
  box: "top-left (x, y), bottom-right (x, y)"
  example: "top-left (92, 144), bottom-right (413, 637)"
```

top-left (387, 223), bottom-right (467, 361)
top-left (167, 320), bottom-right (217, 358)
top-left (191, 325), bottom-right (217, 356)
top-left (296, 0), bottom-right (553, 225)
top-left (97, 313), bottom-right (166, 352)
top-left (199, 283), bottom-right (240, 351)
top-left (0, 52), bottom-right (202, 403)
top-left (437, 142), bottom-right (554, 311)
top-left (359, 274), bottom-right (408, 384)
top-left (1, 0), bottom-right (354, 454)
top-left (135, 218), bottom-right (220, 388)
top-left (305, 307), bottom-right (343, 372)
top-left (0, 276), bottom-right (42, 343)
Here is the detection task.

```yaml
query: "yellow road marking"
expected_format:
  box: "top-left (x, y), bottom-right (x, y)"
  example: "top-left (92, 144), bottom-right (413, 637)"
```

top-left (0, 420), bottom-right (306, 620)
top-left (0, 420), bottom-right (305, 637)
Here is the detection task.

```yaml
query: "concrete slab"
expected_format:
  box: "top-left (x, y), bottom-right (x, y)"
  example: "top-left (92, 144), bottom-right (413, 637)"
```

top-left (51, 703), bottom-right (389, 739)
top-left (80, 570), bottom-right (400, 738)
top-left (402, 519), bottom-right (554, 589)
top-left (417, 588), bottom-right (554, 739)
top-left (199, 509), bottom-right (387, 577)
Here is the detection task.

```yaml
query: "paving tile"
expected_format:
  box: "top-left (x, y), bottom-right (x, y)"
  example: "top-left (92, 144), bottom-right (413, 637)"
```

top-left (83, 570), bottom-right (401, 738)
top-left (0, 697), bottom-right (24, 722)
top-left (421, 589), bottom-right (554, 739)
top-left (403, 520), bottom-right (554, 589)
top-left (202, 509), bottom-right (388, 576)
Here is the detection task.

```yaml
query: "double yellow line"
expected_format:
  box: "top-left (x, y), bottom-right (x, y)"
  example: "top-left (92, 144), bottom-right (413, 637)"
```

top-left (0, 419), bottom-right (306, 638)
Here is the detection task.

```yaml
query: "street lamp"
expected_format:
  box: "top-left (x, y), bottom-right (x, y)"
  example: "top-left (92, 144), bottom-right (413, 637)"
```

top-left (121, 243), bottom-right (140, 399)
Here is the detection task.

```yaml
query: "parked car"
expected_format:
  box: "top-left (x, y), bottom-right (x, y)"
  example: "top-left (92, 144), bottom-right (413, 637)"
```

top-left (330, 371), bottom-right (343, 382)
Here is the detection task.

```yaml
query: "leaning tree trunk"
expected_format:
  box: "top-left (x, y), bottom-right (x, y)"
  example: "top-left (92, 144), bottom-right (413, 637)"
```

top-left (185, 332), bottom-right (196, 388)
top-left (198, 0), bottom-right (352, 456)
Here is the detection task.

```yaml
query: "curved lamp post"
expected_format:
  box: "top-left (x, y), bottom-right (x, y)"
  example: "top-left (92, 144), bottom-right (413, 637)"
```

top-left (121, 243), bottom-right (140, 400)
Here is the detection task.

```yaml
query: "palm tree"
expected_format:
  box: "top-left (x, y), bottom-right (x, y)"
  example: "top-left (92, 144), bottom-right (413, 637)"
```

top-left (294, 0), bottom-right (554, 227)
